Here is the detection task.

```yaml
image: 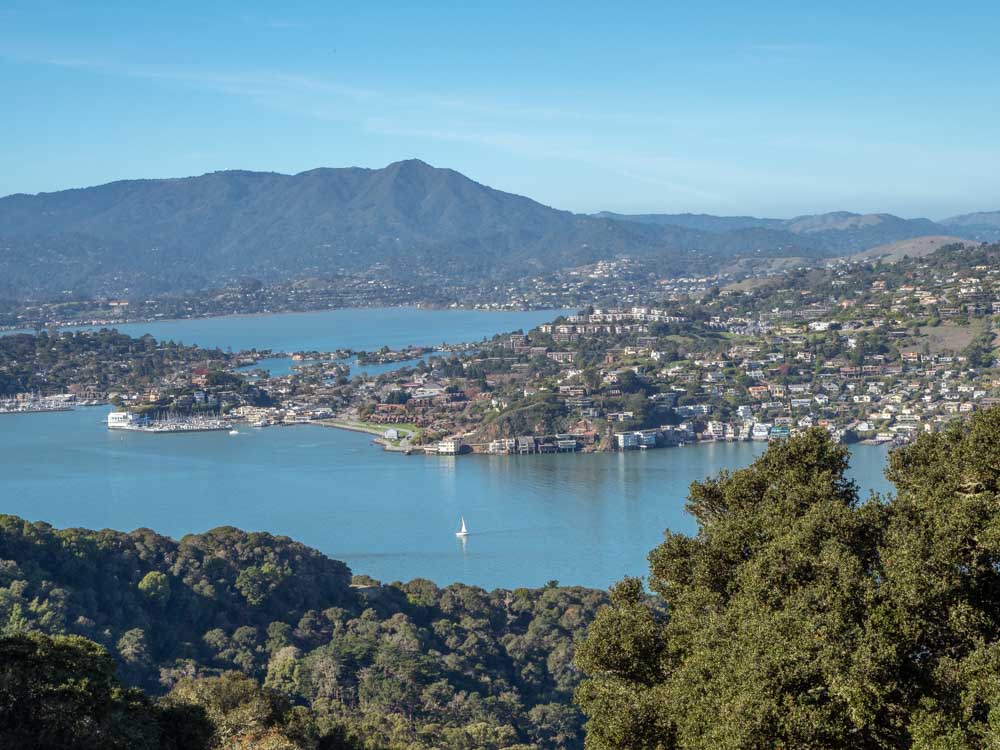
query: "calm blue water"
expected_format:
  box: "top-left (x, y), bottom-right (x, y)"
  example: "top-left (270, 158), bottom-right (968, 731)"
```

top-left (5, 307), bottom-right (570, 353)
top-left (0, 407), bottom-right (892, 590)
top-left (0, 307), bottom-right (893, 589)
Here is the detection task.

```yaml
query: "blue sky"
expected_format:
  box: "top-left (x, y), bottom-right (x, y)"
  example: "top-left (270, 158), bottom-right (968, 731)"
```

top-left (2, 0), bottom-right (998, 218)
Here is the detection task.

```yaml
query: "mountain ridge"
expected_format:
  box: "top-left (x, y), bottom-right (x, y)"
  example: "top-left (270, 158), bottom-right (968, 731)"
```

top-left (942, 210), bottom-right (1000, 228)
top-left (0, 160), bottom-right (992, 299)
top-left (600, 208), bottom-right (948, 235)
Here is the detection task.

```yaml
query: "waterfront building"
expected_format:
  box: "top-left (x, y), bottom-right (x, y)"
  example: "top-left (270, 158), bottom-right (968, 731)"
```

top-left (107, 411), bottom-right (140, 429)
top-left (615, 432), bottom-right (640, 450)
top-left (437, 437), bottom-right (463, 455)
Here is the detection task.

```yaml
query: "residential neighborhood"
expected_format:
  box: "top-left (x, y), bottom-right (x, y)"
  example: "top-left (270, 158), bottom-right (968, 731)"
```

top-left (3, 242), bottom-right (999, 459)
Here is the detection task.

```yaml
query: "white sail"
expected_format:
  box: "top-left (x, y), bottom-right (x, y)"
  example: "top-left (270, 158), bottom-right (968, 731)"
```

top-left (456, 516), bottom-right (468, 537)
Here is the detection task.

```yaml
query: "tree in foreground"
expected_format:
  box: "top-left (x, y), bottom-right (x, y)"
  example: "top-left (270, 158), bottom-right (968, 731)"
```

top-left (576, 412), bottom-right (1000, 749)
top-left (0, 631), bottom-right (210, 750)
top-left (0, 632), bottom-right (360, 750)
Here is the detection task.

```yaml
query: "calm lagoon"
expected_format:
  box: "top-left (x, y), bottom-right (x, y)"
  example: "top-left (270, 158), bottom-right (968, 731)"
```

top-left (5, 307), bottom-right (572, 352)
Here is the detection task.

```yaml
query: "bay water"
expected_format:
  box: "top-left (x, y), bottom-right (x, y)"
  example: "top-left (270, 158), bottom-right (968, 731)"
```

top-left (0, 308), bottom-right (893, 590)
top-left (5, 307), bottom-right (571, 352)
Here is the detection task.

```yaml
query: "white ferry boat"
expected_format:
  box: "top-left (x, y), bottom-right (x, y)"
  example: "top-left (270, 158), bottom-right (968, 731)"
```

top-left (107, 411), bottom-right (232, 433)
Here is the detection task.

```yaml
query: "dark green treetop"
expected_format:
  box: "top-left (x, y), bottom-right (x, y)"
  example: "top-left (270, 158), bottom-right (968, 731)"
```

top-left (577, 412), bottom-right (1000, 749)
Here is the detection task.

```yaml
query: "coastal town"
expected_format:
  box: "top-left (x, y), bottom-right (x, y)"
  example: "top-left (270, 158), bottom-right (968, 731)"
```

top-left (0, 257), bottom-right (729, 332)
top-left (229, 240), bottom-right (1000, 455)
top-left (2, 242), bottom-right (999, 455)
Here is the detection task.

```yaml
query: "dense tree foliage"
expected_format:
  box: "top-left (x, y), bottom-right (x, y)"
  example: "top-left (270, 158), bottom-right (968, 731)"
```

top-left (0, 631), bottom-right (356, 750)
top-left (962, 326), bottom-right (998, 369)
top-left (0, 329), bottom-right (232, 396)
top-left (576, 409), bottom-right (1000, 749)
top-left (0, 519), bottom-right (605, 748)
top-left (0, 631), bottom-right (181, 749)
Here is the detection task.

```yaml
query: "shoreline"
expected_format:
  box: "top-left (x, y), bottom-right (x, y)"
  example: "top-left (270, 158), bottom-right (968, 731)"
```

top-left (315, 419), bottom-right (387, 437)
top-left (315, 418), bottom-right (898, 460)
top-left (315, 419), bottom-right (417, 454)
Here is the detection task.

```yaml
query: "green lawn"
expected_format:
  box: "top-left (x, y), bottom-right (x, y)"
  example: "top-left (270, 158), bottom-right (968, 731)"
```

top-left (321, 419), bottom-right (419, 437)
top-left (350, 420), bottom-right (420, 436)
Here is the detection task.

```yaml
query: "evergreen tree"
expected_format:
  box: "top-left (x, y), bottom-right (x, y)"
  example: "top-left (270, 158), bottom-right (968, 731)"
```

top-left (576, 412), bottom-right (1000, 748)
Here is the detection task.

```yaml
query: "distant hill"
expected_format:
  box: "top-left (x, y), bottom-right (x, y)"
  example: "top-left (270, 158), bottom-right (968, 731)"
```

top-left (0, 160), bottom-right (988, 300)
top-left (847, 235), bottom-right (978, 263)
top-left (785, 212), bottom-right (949, 252)
top-left (939, 211), bottom-right (1000, 243)
top-left (600, 210), bottom-right (955, 254)
top-left (942, 210), bottom-right (1000, 228)
top-left (783, 211), bottom-right (935, 234)
top-left (593, 212), bottom-right (784, 233)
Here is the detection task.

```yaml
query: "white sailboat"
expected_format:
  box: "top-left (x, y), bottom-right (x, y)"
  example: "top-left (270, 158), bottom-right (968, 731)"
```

top-left (455, 516), bottom-right (469, 537)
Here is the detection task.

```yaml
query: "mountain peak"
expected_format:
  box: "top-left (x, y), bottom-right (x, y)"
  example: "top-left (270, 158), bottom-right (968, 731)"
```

top-left (294, 159), bottom-right (440, 181)
top-left (385, 158), bottom-right (436, 170)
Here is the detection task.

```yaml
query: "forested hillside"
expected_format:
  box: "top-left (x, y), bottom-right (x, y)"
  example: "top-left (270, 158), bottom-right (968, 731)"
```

top-left (576, 409), bottom-right (1000, 749)
top-left (0, 517), bottom-right (605, 749)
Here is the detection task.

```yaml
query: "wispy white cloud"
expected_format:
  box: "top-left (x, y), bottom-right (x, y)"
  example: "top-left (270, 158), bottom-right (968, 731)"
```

top-left (408, 94), bottom-right (689, 128)
top-left (363, 120), bottom-right (726, 202)
top-left (0, 48), bottom-right (797, 206)
top-left (1, 52), bottom-right (377, 102)
top-left (2, 49), bottom-right (688, 127)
